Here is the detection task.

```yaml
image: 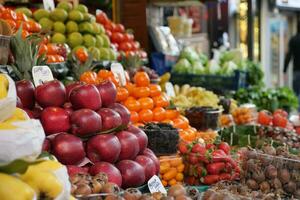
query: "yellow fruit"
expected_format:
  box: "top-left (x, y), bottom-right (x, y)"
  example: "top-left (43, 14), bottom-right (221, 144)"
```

top-left (0, 74), bottom-right (8, 99)
top-left (0, 173), bottom-right (35, 200)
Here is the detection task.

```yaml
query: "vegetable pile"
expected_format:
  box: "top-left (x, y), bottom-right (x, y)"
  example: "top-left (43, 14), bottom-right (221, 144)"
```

top-left (179, 141), bottom-right (240, 185)
top-left (143, 123), bottom-right (179, 155)
top-left (240, 145), bottom-right (300, 199)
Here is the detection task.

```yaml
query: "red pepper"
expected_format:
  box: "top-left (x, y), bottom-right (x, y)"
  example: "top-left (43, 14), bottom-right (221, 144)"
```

top-left (211, 150), bottom-right (238, 170)
top-left (219, 173), bottom-right (231, 180)
top-left (201, 175), bottom-right (220, 185)
top-left (206, 162), bottom-right (225, 175)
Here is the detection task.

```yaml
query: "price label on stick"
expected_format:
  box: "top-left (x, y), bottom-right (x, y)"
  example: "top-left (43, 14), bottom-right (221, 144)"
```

top-left (148, 175), bottom-right (167, 194)
top-left (111, 63), bottom-right (126, 86)
top-left (43, 0), bottom-right (55, 11)
top-left (32, 66), bottom-right (54, 87)
top-left (165, 82), bottom-right (175, 97)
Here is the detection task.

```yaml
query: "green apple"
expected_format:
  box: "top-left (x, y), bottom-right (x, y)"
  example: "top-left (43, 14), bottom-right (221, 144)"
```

top-left (50, 8), bottom-right (68, 22)
top-left (67, 32), bottom-right (83, 48)
top-left (101, 34), bottom-right (110, 48)
top-left (57, 1), bottom-right (73, 12)
top-left (39, 18), bottom-right (53, 31)
top-left (99, 47), bottom-right (110, 60)
top-left (83, 34), bottom-right (96, 47)
top-left (15, 7), bottom-right (32, 17)
top-left (53, 21), bottom-right (66, 34)
top-left (51, 33), bottom-right (66, 44)
top-left (75, 4), bottom-right (88, 13)
top-left (68, 10), bottom-right (84, 22)
top-left (88, 47), bottom-right (101, 60)
top-left (66, 21), bottom-right (79, 33)
top-left (79, 22), bottom-right (93, 34)
top-left (95, 35), bottom-right (104, 47)
top-left (33, 9), bottom-right (50, 21)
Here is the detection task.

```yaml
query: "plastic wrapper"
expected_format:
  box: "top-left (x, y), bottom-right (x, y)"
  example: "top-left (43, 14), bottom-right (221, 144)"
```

top-left (0, 119), bottom-right (45, 165)
top-left (159, 155), bottom-right (184, 187)
top-left (0, 74), bottom-right (16, 122)
top-left (54, 165), bottom-right (72, 200)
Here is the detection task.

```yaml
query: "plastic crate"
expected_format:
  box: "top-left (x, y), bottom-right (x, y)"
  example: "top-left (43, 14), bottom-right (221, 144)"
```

top-left (170, 70), bottom-right (247, 94)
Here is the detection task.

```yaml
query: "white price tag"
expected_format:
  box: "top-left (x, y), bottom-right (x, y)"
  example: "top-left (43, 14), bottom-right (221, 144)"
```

top-left (148, 175), bottom-right (167, 194)
top-left (32, 66), bottom-right (54, 87)
top-left (43, 0), bottom-right (55, 11)
top-left (165, 82), bottom-right (175, 97)
top-left (110, 63), bottom-right (126, 86)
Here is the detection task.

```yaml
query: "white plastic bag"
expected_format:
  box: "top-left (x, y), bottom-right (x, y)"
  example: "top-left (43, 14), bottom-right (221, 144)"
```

top-left (0, 74), bottom-right (16, 122)
top-left (0, 119), bottom-right (45, 165)
top-left (53, 165), bottom-right (72, 200)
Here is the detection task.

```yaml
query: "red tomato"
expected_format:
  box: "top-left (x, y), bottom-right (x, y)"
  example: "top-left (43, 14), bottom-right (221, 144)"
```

top-left (273, 109), bottom-right (288, 118)
top-left (104, 22), bottom-right (116, 31)
top-left (123, 33), bottom-right (134, 41)
top-left (106, 30), bottom-right (112, 38)
top-left (257, 111), bottom-right (272, 126)
top-left (16, 12), bottom-right (28, 22)
top-left (16, 20), bottom-right (30, 31)
top-left (131, 41), bottom-right (140, 50)
top-left (38, 43), bottom-right (48, 55)
top-left (115, 24), bottom-right (125, 33)
top-left (118, 42), bottom-right (132, 52)
top-left (273, 114), bottom-right (288, 128)
top-left (96, 11), bottom-right (109, 25)
top-left (110, 32), bottom-right (124, 44)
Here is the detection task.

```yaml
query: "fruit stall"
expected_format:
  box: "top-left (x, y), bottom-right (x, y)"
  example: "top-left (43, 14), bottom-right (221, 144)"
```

top-left (0, 2), bottom-right (300, 200)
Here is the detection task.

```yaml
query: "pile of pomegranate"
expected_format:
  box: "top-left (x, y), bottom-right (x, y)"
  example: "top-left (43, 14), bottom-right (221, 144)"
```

top-left (15, 79), bottom-right (159, 189)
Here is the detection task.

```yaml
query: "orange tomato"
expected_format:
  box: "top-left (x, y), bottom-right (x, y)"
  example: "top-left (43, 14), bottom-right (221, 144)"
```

top-left (133, 87), bottom-right (150, 98)
top-left (21, 30), bottom-right (29, 39)
top-left (16, 20), bottom-right (30, 31)
top-left (173, 117), bottom-right (189, 130)
top-left (116, 87), bottom-right (129, 102)
top-left (133, 122), bottom-right (144, 127)
top-left (46, 55), bottom-right (56, 63)
top-left (130, 111), bottom-right (139, 123)
top-left (1, 9), bottom-right (17, 20)
top-left (80, 71), bottom-right (98, 84)
top-left (5, 19), bottom-right (16, 30)
top-left (149, 84), bottom-right (162, 97)
top-left (133, 72), bottom-right (150, 87)
top-left (153, 93), bottom-right (169, 108)
top-left (54, 55), bottom-right (65, 62)
top-left (178, 115), bottom-right (189, 126)
top-left (125, 82), bottom-right (136, 96)
top-left (16, 12), bottom-right (28, 22)
top-left (47, 44), bottom-right (58, 55)
top-left (97, 69), bottom-right (112, 79)
top-left (27, 21), bottom-right (41, 32)
top-left (124, 98), bottom-right (141, 112)
top-left (139, 109), bottom-right (153, 122)
top-left (138, 97), bottom-right (154, 110)
top-left (162, 119), bottom-right (174, 125)
top-left (165, 109), bottom-right (180, 120)
top-left (153, 107), bottom-right (166, 121)
top-left (76, 47), bottom-right (88, 63)
top-left (38, 44), bottom-right (48, 55)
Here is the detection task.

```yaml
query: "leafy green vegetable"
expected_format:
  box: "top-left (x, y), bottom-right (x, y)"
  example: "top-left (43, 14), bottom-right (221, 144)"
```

top-left (233, 86), bottom-right (298, 112)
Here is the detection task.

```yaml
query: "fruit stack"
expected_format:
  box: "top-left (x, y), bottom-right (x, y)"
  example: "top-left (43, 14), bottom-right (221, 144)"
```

top-left (15, 78), bottom-right (159, 189)
top-left (0, 6), bottom-right (41, 38)
top-left (96, 10), bottom-right (147, 59)
top-left (0, 74), bottom-right (73, 200)
top-left (31, 2), bottom-right (116, 61)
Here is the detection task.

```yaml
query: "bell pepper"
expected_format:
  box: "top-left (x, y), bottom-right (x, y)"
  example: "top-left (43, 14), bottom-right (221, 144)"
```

top-left (0, 173), bottom-right (35, 200)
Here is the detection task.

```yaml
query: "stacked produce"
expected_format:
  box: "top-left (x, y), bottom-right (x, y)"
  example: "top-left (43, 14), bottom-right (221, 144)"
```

top-left (178, 140), bottom-right (240, 186)
top-left (31, 2), bottom-right (116, 61)
top-left (0, 74), bottom-right (73, 200)
top-left (240, 145), bottom-right (300, 199)
top-left (172, 84), bottom-right (220, 109)
top-left (159, 156), bottom-right (185, 187)
top-left (15, 76), bottom-right (159, 189)
top-left (96, 11), bottom-right (147, 59)
top-left (0, 7), bottom-right (41, 37)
